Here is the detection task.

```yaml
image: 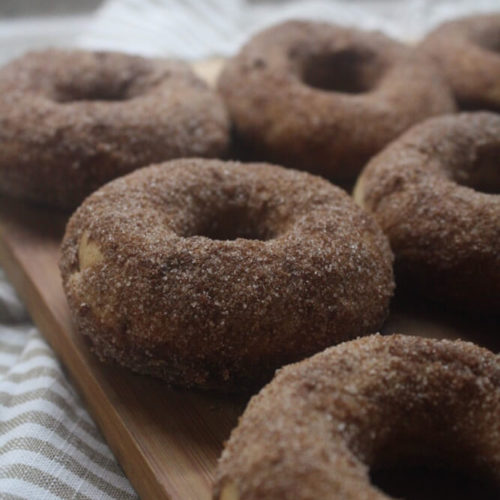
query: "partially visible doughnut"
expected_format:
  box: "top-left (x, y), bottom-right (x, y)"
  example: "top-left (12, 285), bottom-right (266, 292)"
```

top-left (0, 50), bottom-right (229, 209)
top-left (420, 14), bottom-right (500, 111)
top-left (218, 20), bottom-right (456, 182)
top-left (354, 112), bottom-right (500, 313)
top-left (214, 334), bottom-right (500, 499)
top-left (59, 158), bottom-right (394, 391)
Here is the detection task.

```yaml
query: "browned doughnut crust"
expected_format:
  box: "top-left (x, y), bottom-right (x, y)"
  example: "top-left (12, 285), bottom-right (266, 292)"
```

top-left (353, 112), bottom-right (500, 313)
top-left (420, 14), bottom-right (500, 111)
top-left (213, 334), bottom-right (500, 499)
top-left (218, 20), bottom-right (456, 182)
top-left (0, 50), bottom-right (229, 209)
top-left (59, 158), bottom-right (394, 391)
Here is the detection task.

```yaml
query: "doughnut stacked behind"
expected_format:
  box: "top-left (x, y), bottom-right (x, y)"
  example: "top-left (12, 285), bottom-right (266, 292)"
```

top-left (218, 20), bottom-right (456, 182)
top-left (354, 112), bottom-right (500, 313)
top-left (214, 334), bottom-right (500, 500)
top-left (0, 50), bottom-right (229, 210)
top-left (59, 158), bottom-right (394, 391)
top-left (420, 14), bottom-right (500, 111)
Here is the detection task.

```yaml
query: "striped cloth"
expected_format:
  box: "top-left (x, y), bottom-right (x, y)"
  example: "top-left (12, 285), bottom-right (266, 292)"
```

top-left (1, 1), bottom-right (499, 499)
top-left (0, 269), bottom-right (137, 499)
top-left (77, 0), bottom-right (498, 58)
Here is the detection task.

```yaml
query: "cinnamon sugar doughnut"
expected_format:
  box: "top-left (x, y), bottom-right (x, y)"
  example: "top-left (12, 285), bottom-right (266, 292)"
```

top-left (420, 14), bottom-right (500, 111)
top-left (214, 334), bottom-right (500, 499)
top-left (354, 112), bottom-right (500, 313)
top-left (218, 20), bottom-right (456, 182)
top-left (0, 50), bottom-right (229, 209)
top-left (59, 158), bottom-right (394, 390)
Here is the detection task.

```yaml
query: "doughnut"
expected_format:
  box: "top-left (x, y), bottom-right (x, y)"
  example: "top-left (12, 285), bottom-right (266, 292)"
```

top-left (213, 334), bottom-right (500, 499)
top-left (353, 112), bottom-right (500, 313)
top-left (420, 14), bottom-right (500, 111)
top-left (217, 20), bottom-right (456, 182)
top-left (59, 158), bottom-right (394, 391)
top-left (0, 50), bottom-right (229, 209)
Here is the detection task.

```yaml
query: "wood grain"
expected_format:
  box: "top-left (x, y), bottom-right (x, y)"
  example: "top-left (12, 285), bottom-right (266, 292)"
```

top-left (0, 60), bottom-right (498, 500)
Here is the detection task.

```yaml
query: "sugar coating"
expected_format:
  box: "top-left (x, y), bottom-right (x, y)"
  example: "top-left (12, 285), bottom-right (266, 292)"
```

top-left (217, 20), bottom-right (455, 182)
top-left (59, 158), bottom-right (394, 391)
top-left (213, 334), bottom-right (500, 499)
top-left (0, 50), bottom-right (229, 209)
top-left (354, 112), bottom-right (500, 313)
top-left (420, 13), bottom-right (500, 111)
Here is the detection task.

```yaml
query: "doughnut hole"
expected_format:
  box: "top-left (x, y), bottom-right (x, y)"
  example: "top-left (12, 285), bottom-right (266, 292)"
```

top-left (473, 26), bottom-right (500, 53)
top-left (173, 182), bottom-right (284, 242)
top-left (54, 77), bottom-right (135, 102)
top-left (51, 53), bottom-right (150, 103)
top-left (451, 143), bottom-right (500, 194)
top-left (182, 204), bottom-right (277, 241)
top-left (300, 48), bottom-right (385, 94)
top-left (371, 464), bottom-right (499, 500)
top-left (365, 403), bottom-right (500, 499)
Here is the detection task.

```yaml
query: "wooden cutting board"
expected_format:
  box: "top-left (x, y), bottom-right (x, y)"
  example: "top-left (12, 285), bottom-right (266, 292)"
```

top-left (0, 60), bottom-right (498, 500)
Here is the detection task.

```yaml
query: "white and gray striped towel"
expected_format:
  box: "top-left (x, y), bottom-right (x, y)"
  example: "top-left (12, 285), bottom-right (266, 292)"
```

top-left (0, 269), bottom-right (137, 498)
top-left (77, 0), bottom-right (498, 58)
top-left (1, 1), bottom-right (499, 498)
